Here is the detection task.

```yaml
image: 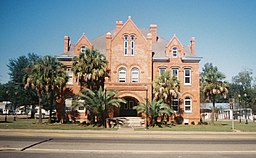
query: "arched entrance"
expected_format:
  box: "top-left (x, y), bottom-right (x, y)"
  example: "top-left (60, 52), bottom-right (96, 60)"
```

top-left (119, 97), bottom-right (138, 117)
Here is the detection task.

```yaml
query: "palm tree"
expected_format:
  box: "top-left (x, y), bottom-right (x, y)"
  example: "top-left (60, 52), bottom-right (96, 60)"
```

top-left (133, 99), bottom-right (173, 127)
top-left (72, 49), bottom-right (108, 90)
top-left (73, 87), bottom-right (126, 126)
top-left (201, 63), bottom-right (229, 124)
top-left (24, 58), bottom-right (45, 124)
top-left (153, 71), bottom-right (180, 105)
top-left (25, 56), bottom-right (68, 124)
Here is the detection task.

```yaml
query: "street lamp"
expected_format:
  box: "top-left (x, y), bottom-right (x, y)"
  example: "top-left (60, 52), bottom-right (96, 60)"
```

top-left (229, 98), bottom-right (235, 132)
top-left (244, 93), bottom-right (248, 124)
top-left (145, 86), bottom-right (149, 130)
top-left (238, 94), bottom-right (241, 123)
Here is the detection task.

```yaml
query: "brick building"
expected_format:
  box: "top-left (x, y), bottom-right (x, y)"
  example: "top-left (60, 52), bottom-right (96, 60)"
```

top-left (57, 16), bottom-right (202, 124)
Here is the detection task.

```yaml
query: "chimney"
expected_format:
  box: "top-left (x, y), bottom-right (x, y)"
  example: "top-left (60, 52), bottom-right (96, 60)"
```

top-left (190, 37), bottom-right (195, 55)
top-left (64, 35), bottom-right (70, 53)
top-left (116, 20), bottom-right (123, 33)
top-left (150, 24), bottom-right (157, 42)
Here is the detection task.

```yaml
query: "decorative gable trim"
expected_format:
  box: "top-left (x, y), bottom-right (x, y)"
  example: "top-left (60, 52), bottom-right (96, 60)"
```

top-left (75, 33), bottom-right (92, 47)
top-left (166, 34), bottom-right (183, 48)
top-left (112, 16), bottom-right (147, 43)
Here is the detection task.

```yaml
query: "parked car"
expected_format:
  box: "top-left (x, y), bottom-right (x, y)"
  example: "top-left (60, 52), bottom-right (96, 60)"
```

top-left (3, 109), bottom-right (15, 115)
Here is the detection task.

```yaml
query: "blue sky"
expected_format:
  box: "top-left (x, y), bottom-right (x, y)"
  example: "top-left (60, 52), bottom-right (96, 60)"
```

top-left (0, 0), bottom-right (255, 83)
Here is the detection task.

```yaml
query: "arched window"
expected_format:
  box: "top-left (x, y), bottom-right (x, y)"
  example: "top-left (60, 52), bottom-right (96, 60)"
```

top-left (131, 35), bottom-right (135, 56)
top-left (124, 35), bottom-right (128, 56)
top-left (118, 67), bottom-right (126, 82)
top-left (80, 46), bottom-right (86, 53)
top-left (131, 67), bottom-right (139, 82)
top-left (172, 47), bottom-right (177, 58)
top-left (184, 97), bottom-right (192, 113)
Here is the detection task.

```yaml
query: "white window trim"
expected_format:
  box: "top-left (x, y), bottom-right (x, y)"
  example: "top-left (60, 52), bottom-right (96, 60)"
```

top-left (118, 68), bottom-right (127, 82)
top-left (124, 35), bottom-right (128, 56)
top-left (80, 46), bottom-right (86, 53)
top-left (131, 68), bottom-right (139, 82)
top-left (131, 35), bottom-right (135, 56)
top-left (184, 97), bottom-right (192, 113)
top-left (172, 47), bottom-right (178, 58)
top-left (184, 68), bottom-right (191, 85)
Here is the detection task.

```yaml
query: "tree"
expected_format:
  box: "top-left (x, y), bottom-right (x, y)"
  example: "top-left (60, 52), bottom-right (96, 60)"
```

top-left (230, 69), bottom-right (255, 122)
top-left (7, 53), bottom-right (39, 118)
top-left (201, 63), bottom-right (228, 124)
top-left (72, 49), bottom-right (108, 90)
top-left (73, 87), bottom-right (126, 126)
top-left (24, 56), bottom-right (67, 124)
top-left (133, 99), bottom-right (173, 127)
top-left (24, 59), bottom-right (45, 124)
top-left (153, 71), bottom-right (180, 107)
top-left (39, 56), bottom-right (68, 123)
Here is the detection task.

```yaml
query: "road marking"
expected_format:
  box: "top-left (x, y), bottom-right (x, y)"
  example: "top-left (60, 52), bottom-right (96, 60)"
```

top-left (1, 148), bottom-right (255, 154)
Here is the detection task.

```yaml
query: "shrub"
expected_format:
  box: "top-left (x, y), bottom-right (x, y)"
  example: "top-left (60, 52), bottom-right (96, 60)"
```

top-left (175, 116), bottom-right (184, 125)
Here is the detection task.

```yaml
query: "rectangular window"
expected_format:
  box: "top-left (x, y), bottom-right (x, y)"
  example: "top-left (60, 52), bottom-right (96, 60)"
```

top-left (184, 97), bottom-right (192, 113)
top-left (172, 98), bottom-right (179, 113)
top-left (159, 68), bottom-right (166, 76)
top-left (172, 68), bottom-right (178, 79)
top-left (124, 35), bottom-right (128, 56)
top-left (184, 68), bottom-right (191, 85)
top-left (131, 36), bottom-right (135, 56)
top-left (66, 68), bottom-right (73, 85)
top-left (172, 47), bottom-right (177, 58)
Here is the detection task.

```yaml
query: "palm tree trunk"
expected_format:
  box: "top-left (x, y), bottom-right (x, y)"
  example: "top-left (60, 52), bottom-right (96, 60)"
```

top-left (31, 104), bottom-right (36, 118)
top-left (48, 90), bottom-right (53, 124)
top-left (38, 96), bottom-right (42, 124)
top-left (211, 95), bottom-right (216, 124)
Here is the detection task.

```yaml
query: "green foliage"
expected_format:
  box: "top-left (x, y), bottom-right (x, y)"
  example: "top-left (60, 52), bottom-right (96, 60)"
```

top-left (153, 71), bottom-right (180, 105)
top-left (24, 56), bottom-right (68, 124)
top-left (133, 99), bottom-right (173, 127)
top-left (230, 69), bottom-right (256, 113)
top-left (201, 63), bottom-right (228, 124)
top-left (72, 49), bottom-right (108, 90)
top-left (73, 87), bottom-right (126, 126)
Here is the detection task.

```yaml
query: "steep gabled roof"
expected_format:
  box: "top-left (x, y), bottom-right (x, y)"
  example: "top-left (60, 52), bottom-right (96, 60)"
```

top-left (75, 33), bottom-right (92, 47)
top-left (166, 34), bottom-right (183, 48)
top-left (112, 16), bottom-right (147, 42)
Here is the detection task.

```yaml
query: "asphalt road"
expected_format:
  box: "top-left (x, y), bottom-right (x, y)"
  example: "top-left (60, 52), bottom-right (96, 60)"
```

top-left (0, 129), bottom-right (256, 158)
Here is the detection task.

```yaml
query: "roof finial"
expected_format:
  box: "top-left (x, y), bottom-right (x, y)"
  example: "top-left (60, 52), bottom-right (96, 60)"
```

top-left (128, 16), bottom-right (131, 19)
top-left (83, 32), bottom-right (85, 36)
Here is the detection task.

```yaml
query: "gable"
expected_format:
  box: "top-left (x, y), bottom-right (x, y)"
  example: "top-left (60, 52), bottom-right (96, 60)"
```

top-left (112, 17), bottom-right (147, 44)
top-left (74, 34), bottom-right (93, 55)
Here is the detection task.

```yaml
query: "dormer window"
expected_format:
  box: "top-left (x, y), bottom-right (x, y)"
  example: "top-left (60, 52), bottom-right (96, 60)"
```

top-left (124, 35), bottom-right (128, 56)
top-left (172, 47), bottom-right (177, 58)
top-left (131, 35), bottom-right (135, 56)
top-left (80, 46), bottom-right (86, 53)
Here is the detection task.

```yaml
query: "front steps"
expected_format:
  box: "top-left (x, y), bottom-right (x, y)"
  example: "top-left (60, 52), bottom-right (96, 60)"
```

top-left (111, 117), bottom-right (144, 128)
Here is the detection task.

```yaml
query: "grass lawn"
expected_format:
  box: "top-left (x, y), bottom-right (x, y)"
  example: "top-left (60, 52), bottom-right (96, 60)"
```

top-left (0, 116), bottom-right (116, 130)
top-left (135, 121), bottom-right (256, 132)
top-left (1, 116), bottom-right (255, 132)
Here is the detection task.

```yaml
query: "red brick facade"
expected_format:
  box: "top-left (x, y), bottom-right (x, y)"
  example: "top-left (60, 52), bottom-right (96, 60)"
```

top-left (57, 17), bottom-right (202, 124)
